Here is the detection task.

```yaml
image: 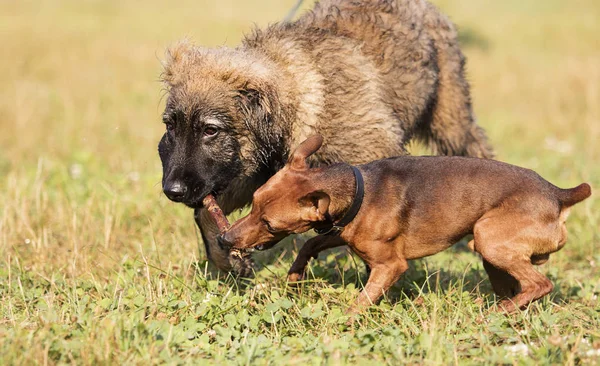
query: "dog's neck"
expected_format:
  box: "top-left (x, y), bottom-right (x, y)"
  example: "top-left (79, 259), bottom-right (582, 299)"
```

top-left (311, 164), bottom-right (357, 225)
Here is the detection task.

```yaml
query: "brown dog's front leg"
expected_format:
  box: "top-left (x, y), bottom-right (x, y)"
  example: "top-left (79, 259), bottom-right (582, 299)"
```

top-left (287, 235), bottom-right (346, 282)
top-left (348, 259), bottom-right (408, 314)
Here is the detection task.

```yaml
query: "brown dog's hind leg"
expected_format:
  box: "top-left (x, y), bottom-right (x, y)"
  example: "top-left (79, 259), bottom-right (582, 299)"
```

top-left (482, 259), bottom-right (521, 299)
top-left (347, 258), bottom-right (409, 315)
top-left (287, 235), bottom-right (346, 282)
top-left (474, 219), bottom-right (554, 313)
top-left (496, 262), bottom-right (553, 313)
top-left (480, 247), bottom-right (553, 313)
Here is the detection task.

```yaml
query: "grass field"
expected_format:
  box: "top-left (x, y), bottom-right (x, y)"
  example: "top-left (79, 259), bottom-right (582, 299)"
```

top-left (1, 0), bottom-right (599, 364)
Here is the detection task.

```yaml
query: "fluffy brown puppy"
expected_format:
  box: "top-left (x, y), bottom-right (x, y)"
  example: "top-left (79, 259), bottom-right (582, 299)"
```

top-left (221, 135), bottom-right (590, 313)
top-left (158, 0), bottom-right (494, 275)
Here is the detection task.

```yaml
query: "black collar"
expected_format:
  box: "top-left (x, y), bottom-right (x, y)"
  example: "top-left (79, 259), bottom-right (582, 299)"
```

top-left (314, 165), bottom-right (364, 236)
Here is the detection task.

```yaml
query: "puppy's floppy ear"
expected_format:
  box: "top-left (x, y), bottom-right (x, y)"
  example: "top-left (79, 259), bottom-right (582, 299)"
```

top-left (237, 87), bottom-right (273, 126)
top-left (299, 190), bottom-right (330, 221)
top-left (289, 135), bottom-right (324, 170)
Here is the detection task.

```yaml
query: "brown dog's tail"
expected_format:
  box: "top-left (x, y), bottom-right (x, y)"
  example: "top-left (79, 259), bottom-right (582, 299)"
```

top-left (558, 183), bottom-right (592, 208)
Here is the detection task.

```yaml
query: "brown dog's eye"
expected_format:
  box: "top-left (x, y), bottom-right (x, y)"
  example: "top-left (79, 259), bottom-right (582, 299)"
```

top-left (262, 218), bottom-right (275, 233)
top-left (203, 125), bottom-right (218, 137)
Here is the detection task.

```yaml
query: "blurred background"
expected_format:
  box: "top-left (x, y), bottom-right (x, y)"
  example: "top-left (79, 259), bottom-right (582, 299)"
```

top-left (1, 0), bottom-right (597, 282)
top-left (0, 0), bottom-right (598, 362)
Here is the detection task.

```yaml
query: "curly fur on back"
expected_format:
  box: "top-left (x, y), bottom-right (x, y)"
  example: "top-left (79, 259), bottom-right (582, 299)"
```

top-left (160, 0), bottom-right (494, 274)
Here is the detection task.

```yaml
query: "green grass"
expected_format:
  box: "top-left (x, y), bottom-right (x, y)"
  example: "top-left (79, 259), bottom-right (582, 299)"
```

top-left (1, 0), bottom-right (599, 364)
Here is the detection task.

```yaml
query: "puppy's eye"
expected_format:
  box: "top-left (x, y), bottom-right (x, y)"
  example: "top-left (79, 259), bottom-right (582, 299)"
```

top-left (203, 125), bottom-right (218, 137)
top-left (163, 113), bottom-right (175, 132)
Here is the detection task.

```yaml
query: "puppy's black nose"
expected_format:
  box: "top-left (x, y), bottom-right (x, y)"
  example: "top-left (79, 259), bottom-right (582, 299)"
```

top-left (163, 181), bottom-right (187, 201)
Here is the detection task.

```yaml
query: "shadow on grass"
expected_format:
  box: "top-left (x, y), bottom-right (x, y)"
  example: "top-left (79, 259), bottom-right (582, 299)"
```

top-left (198, 234), bottom-right (492, 299)
top-left (193, 233), bottom-right (585, 312)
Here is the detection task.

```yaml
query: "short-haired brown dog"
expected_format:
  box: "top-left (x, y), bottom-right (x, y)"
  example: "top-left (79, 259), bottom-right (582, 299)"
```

top-left (220, 135), bottom-right (591, 313)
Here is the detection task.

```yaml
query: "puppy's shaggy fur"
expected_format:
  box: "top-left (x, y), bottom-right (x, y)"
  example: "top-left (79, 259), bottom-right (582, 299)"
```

top-left (159, 0), bottom-right (494, 275)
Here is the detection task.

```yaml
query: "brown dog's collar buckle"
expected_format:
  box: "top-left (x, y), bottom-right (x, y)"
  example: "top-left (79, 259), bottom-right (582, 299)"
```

top-left (314, 165), bottom-right (364, 236)
top-left (314, 225), bottom-right (344, 236)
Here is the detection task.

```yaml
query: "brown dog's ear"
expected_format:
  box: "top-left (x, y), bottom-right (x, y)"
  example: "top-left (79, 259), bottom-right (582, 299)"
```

top-left (299, 191), bottom-right (330, 221)
top-left (289, 135), bottom-right (324, 170)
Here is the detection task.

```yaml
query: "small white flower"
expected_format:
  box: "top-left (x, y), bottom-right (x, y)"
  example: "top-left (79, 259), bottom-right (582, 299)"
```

top-left (202, 293), bottom-right (214, 303)
top-left (544, 137), bottom-right (573, 155)
top-left (24, 238), bottom-right (31, 244)
top-left (585, 349), bottom-right (600, 357)
top-left (69, 164), bottom-right (83, 179)
top-left (127, 172), bottom-right (140, 182)
top-left (504, 343), bottom-right (529, 356)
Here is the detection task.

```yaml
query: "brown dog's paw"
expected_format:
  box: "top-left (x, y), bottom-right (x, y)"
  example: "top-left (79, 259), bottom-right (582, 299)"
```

top-left (344, 315), bottom-right (357, 328)
top-left (343, 307), bottom-right (364, 328)
top-left (496, 299), bottom-right (518, 314)
top-left (287, 272), bottom-right (304, 283)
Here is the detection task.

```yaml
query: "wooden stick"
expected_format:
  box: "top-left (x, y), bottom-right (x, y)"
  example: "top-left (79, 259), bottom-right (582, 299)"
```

top-left (202, 194), bottom-right (230, 233)
top-left (202, 194), bottom-right (248, 259)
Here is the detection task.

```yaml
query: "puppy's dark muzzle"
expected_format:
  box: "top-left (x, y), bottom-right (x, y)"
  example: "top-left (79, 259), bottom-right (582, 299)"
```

top-left (163, 180), bottom-right (187, 202)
